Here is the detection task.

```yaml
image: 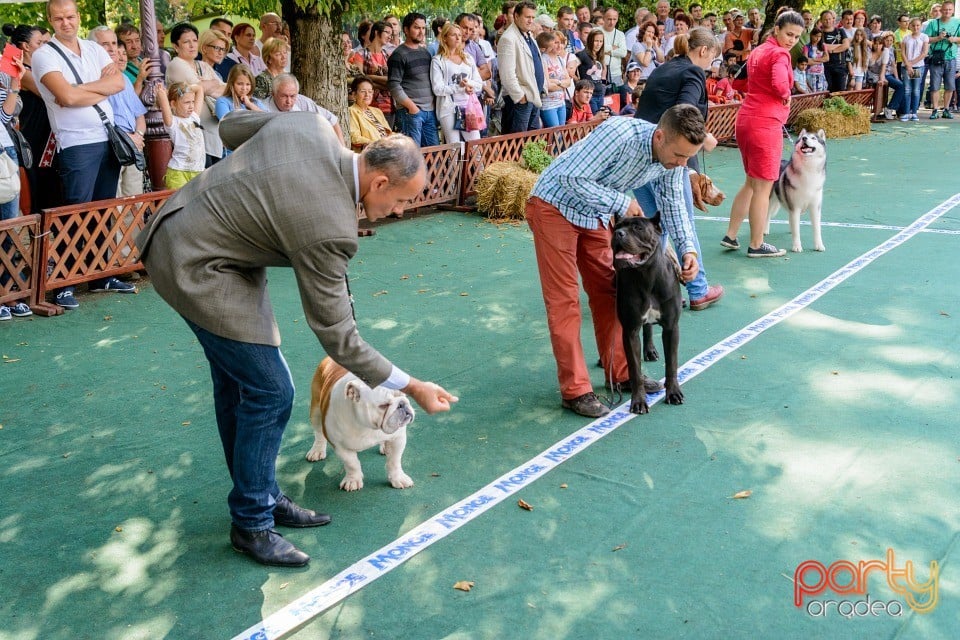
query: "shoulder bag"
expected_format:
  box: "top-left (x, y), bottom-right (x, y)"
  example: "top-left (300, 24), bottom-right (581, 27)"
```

top-left (4, 118), bottom-right (32, 169)
top-left (48, 41), bottom-right (146, 171)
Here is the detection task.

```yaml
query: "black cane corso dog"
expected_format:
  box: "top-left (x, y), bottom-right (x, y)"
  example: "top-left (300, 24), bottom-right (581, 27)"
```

top-left (612, 213), bottom-right (684, 414)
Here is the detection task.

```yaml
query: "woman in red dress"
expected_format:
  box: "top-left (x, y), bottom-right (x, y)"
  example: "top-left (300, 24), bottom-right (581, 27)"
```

top-left (722, 11), bottom-right (806, 257)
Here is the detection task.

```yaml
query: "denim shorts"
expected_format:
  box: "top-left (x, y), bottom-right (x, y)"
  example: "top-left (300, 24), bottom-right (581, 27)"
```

top-left (929, 57), bottom-right (957, 92)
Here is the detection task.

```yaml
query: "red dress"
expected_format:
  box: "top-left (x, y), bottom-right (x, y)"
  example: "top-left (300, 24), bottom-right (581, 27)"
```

top-left (735, 37), bottom-right (793, 181)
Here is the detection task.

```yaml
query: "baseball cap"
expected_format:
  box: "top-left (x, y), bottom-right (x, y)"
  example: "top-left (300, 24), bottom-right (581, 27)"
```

top-left (535, 14), bottom-right (557, 29)
top-left (626, 61), bottom-right (642, 72)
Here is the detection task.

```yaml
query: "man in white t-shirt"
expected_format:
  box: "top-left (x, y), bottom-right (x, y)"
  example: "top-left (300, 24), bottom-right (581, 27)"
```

top-left (600, 7), bottom-right (629, 86)
top-left (31, 0), bottom-right (135, 308)
top-left (263, 74), bottom-right (347, 147)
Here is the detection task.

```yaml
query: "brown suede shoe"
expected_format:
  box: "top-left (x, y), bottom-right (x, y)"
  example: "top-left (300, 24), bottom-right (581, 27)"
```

top-left (561, 392), bottom-right (610, 418)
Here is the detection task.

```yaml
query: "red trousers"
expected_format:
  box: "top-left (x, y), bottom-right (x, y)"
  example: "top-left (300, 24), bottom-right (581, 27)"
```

top-left (526, 196), bottom-right (628, 400)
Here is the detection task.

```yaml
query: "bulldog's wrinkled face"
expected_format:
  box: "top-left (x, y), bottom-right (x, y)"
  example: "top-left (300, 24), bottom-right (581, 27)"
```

top-left (344, 381), bottom-right (416, 435)
top-left (796, 128), bottom-right (827, 157)
top-left (612, 214), bottom-right (663, 269)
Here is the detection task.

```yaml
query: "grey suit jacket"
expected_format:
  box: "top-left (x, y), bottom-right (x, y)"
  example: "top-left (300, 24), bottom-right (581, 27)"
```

top-left (136, 110), bottom-right (393, 387)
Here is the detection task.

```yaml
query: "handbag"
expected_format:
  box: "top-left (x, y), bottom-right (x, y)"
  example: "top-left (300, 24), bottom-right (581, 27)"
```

top-left (0, 149), bottom-right (20, 204)
top-left (464, 93), bottom-right (486, 132)
top-left (453, 104), bottom-right (467, 131)
top-left (926, 48), bottom-right (946, 66)
top-left (48, 41), bottom-right (147, 171)
top-left (5, 119), bottom-right (32, 169)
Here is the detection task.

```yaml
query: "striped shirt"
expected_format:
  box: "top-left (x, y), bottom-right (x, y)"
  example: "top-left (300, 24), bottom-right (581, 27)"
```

top-left (530, 117), bottom-right (696, 255)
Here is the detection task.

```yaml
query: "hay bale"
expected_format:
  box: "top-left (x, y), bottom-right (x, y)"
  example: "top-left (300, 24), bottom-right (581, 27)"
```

top-left (475, 162), bottom-right (540, 220)
top-left (792, 106), bottom-right (872, 138)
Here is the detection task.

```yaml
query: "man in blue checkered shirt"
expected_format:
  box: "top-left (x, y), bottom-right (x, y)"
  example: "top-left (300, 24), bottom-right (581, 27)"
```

top-left (526, 104), bottom-right (704, 418)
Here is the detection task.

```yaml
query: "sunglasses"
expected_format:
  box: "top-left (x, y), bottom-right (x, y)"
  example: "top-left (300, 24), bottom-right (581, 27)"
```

top-left (206, 45), bottom-right (227, 52)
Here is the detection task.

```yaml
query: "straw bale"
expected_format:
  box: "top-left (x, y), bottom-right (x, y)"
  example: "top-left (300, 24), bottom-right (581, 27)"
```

top-left (475, 162), bottom-right (540, 220)
top-left (792, 107), bottom-right (872, 138)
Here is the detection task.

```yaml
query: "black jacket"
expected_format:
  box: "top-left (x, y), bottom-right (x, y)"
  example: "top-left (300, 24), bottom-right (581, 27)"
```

top-left (634, 55), bottom-right (708, 171)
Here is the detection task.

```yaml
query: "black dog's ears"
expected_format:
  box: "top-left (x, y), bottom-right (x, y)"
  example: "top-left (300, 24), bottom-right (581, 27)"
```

top-left (650, 211), bottom-right (662, 232)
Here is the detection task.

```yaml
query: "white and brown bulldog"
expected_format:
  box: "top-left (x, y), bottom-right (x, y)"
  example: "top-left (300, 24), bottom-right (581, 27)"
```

top-left (306, 357), bottom-right (415, 491)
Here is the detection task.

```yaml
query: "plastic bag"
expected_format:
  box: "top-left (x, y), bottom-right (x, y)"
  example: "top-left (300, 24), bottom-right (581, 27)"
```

top-left (464, 93), bottom-right (486, 132)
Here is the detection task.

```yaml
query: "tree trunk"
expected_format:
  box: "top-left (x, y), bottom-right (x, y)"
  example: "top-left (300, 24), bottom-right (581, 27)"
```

top-left (281, 0), bottom-right (348, 127)
top-left (763, 0), bottom-right (805, 34)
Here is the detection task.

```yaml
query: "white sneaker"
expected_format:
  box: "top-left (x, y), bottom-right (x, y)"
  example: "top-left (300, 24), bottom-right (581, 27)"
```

top-left (899, 114), bottom-right (910, 121)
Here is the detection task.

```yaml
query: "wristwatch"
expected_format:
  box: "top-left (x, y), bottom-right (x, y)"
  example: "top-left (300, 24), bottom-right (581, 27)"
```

top-left (135, 130), bottom-right (146, 136)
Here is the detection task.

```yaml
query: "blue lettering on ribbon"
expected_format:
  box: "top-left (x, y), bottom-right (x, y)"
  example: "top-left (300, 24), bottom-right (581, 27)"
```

top-left (433, 494), bottom-right (498, 530)
top-left (492, 465), bottom-right (548, 493)
top-left (543, 434), bottom-right (591, 463)
top-left (367, 532), bottom-right (437, 570)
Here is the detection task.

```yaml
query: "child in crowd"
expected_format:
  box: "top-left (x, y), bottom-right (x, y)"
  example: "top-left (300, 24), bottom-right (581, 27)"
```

top-left (849, 27), bottom-right (869, 90)
top-left (793, 56), bottom-right (811, 93)
top-left (803, 29), bottom-right (828, 92)
top-left (707, 59), bottom-right (740, 103)
top-left (156, 81), bottom-right (207, 189)
top-left (619, 82), bottom-right (645, 116)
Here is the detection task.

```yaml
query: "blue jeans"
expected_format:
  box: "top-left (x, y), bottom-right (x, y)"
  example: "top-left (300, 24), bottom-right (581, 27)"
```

top-left (57, 141), bottom-right (121, 205)
top-left (633, 173), bottom-right (708, 300)
top-left (184, 318), bottom-right (295, 531)
top-left (0, 146), bottom-right (20, 221)
top-left (885, 74), bottom-right (905, 113)
top-left (396, 108), bottom-right (439, 147)
top-left (904, 73), bottom-right (923, 114)
top-left (503, 96), bottom-right (540, 133)
top-left (540, 105), bottom-right (566, 127)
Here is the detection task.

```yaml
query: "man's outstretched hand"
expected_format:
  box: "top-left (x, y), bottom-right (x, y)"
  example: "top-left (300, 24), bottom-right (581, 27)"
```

top-left (404, 378), bottom-right (459, 414)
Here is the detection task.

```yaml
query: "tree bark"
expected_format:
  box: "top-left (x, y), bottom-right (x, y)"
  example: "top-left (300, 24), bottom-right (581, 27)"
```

top-left (281, 0), bottom-right (348, 127)
top-left (764, 0), bottom-right (806, 33)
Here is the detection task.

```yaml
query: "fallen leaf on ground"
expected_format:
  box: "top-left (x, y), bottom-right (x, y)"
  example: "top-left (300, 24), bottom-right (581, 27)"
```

top-left (459, 292), bottom-right (469, 296)
top-left (400, 275), bottom-right (409, 280)
top-left (612, 543), bottom-right (627, 551)
top-left (181, 421), bottom-right (191, 426)
top-left (115, 526), bottom-right (123, 532)
top-left (103, 315), bottom-right (112, 321)
top-left (517, 499), bottom-right (533, 511)
top-left (453, 581), bottom-right (474, 592)
top-left (731, 490), bottom-right (752, 499)
top-left (559, 483), bottom-right (568, 489)
top-left (3, 358), bottom-right (20, 363)
top-left (940, 311), bottom-right (950, 317)
top-left (373, 290), bottom-right (388, 296)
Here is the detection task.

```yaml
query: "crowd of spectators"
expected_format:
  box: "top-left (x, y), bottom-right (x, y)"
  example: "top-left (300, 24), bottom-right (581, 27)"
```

top-left (1, 0), bottom-right (958, 318)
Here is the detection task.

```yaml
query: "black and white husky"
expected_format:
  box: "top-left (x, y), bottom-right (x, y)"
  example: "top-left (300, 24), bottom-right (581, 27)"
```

top-left (767, 129), bottom-right (827, 253)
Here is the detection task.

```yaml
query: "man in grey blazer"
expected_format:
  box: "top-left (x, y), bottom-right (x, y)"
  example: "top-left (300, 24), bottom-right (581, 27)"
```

top-left (136, 111), bottom-right (458, 567)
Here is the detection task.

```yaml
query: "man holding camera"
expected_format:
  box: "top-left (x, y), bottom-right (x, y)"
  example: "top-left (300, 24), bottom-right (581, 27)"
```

top-left (568, 79), bottom-right (612, 123)
top-left (925, 0), bottom-right (960, 118)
